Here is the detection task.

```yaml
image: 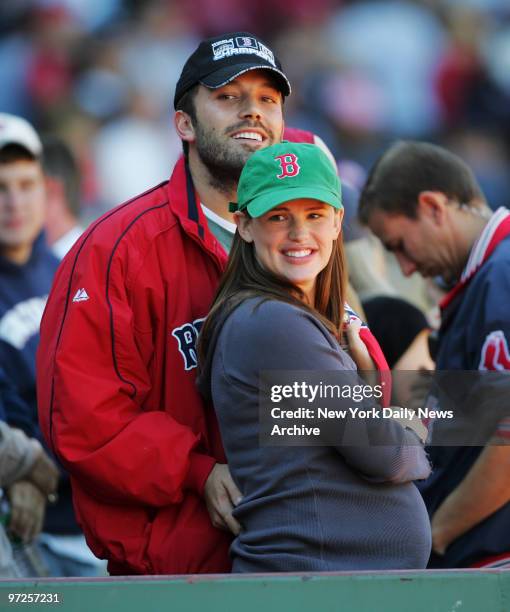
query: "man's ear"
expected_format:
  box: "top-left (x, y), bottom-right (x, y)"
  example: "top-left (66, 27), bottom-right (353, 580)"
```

top-left (44, 176), bottom-right (63, 203)
top-left (234, 212), bottom-right (254, 242)
top-left (417, 191), bottom-right (448, 225)
top-left (174, 110), bottom-right (195, 143)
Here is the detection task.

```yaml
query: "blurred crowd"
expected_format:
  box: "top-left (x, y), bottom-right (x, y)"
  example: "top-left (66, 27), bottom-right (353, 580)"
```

top-left (1, 0), bottom-right (510, 218)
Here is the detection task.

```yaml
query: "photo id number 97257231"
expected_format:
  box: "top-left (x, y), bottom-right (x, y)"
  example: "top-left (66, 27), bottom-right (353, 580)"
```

top-left (7, 592), bottom-right (62, 604)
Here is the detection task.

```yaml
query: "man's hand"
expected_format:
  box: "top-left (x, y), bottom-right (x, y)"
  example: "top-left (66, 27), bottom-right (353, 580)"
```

top-left (431, 444), bottom-right (510, 555)
top-left (431, 511), bottom-right (454, 556)
top-left (7, 480), bottom-right (46, 543)
top-left (204, 464), bottom-right (242, 535)
top-left (27, 445), bottom-right (59, 497)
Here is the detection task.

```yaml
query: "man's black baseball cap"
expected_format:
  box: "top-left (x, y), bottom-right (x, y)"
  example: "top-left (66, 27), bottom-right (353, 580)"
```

top-left (174, 32), bottom-right (291, 109)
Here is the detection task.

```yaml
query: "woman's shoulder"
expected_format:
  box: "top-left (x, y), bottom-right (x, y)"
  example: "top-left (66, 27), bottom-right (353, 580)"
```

top-left (217, 296), bottom-right (355, 373)
top-left (222, 297), bottom-right (337, 350)
top-left (227, 296), bottom-right (321, 329)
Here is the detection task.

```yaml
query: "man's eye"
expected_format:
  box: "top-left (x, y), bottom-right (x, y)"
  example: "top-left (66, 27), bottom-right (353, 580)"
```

top-left (262, 96), bottom-right (277, 103)
top-left (309, 213), bottom-right (323, 219)
top-left (218, 93), bottom-right (236, 100)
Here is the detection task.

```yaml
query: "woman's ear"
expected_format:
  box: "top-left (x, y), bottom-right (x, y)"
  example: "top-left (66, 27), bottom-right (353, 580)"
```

top-left (174, 110), bottom-right (195, 143)
top-left (234, 212), bottom-right (254, 242)
top-left (333, 207), bottom-right (344, 239)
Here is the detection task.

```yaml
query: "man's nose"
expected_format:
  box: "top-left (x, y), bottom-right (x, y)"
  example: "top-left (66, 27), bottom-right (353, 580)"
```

top-left (396, 252), bottom-right (417, 277)
top-left (3, 188), bottom-right (24, 211)
top-left (239, 95), bottom-right (263, 121)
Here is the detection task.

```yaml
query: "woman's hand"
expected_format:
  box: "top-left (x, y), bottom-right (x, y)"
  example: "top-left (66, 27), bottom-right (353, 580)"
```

top-left (344, 317), bottom-right (376, 372)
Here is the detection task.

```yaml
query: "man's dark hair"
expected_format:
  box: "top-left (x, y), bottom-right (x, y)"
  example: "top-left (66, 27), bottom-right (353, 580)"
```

top-left (175, 84), bottom-right (198, 157)
top-left (359, 141), bottom-right (485, 224)
top-left (0, 144), bottom-right (37, 165)
top-left (41, 135), bottom-right (81, 217)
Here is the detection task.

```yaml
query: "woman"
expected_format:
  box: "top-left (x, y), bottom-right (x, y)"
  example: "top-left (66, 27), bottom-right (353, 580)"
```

top-left (197, 142), bottom-right (431, 572)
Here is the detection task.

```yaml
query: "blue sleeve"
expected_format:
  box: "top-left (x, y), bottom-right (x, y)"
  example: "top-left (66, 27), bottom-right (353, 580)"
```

top-left (0, 365), bottom-right (36, 437)
top-left (467, 256), bottom-right (510, 438)
top-left (474, 257), bottom-right (510, 370)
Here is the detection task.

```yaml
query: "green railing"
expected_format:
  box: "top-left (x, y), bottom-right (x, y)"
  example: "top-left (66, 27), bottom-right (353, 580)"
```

top-left (1, 570), bottom-right (509, 612)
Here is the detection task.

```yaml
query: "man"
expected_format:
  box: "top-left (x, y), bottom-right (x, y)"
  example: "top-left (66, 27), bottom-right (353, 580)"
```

top-left (0, 112), bottom-right (59, 447)
top-left (359, 140), bottom-right (510, 568)
top-left (0, 113), bottom-right (100, 576)
top-left (41, 135), bottom-right (83, 259)
top-left (37, 32), bottom-right (387, 576)
top-left (0, 367), bottom-right (59, 577)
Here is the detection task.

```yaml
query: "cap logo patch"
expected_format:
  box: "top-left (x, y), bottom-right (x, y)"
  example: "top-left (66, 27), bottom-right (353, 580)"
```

top-left (211, 37), bottom-right (276, 67)
top-left (236, 36), bottom-right (257, 49)
top-left (275, 153), bottom-right (300, 179)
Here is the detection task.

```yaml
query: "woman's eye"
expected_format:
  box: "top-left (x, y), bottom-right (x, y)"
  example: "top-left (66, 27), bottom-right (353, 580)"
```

top-left (267, 214), bottom-right (286, 222)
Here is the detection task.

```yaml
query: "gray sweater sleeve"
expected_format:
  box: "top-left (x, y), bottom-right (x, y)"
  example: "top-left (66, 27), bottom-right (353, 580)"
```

top-left (219, 299), bottom-right (430, 483)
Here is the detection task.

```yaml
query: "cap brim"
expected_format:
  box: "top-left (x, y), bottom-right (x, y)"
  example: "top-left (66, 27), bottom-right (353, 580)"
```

top-left (246, 186), bottom-right (342, 218)
top-left (0, 139), bottom-right (40, 158)
top-left (200, 63), bottom-right (291, 97)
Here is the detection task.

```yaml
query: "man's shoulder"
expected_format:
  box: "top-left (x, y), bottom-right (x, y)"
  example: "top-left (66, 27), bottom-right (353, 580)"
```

top-left (488, 233), bottom-right (510, 266)
top-left (473, 236), bottom-right (510, 286)
top-left (77, 181), bottom-right (182, 255)
top-left (93, 180), bottom-right (172, 230)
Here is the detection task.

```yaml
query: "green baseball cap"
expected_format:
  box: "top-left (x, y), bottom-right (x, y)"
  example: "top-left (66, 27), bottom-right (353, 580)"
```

top-left (229, 141), bottom-right (342, 217)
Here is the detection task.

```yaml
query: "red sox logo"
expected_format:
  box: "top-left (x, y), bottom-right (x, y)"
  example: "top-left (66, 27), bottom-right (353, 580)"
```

top-left (235, 36), bottom-right (257, 48)
top-left (275, 153), bottom-right (300, 179)
top-left (479, 330), bottom-right (510, 370)
top-left (172, 318), bottom-right (205, 370)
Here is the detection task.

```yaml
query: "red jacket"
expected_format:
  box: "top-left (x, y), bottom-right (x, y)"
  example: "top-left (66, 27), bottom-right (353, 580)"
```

top-left (38, 132), bottom-right (389, 576)
top-left (38, 159), bottom-right (232, 574)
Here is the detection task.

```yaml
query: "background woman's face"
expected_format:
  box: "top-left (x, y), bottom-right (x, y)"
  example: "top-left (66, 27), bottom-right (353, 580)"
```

top-left (237, 198), bottom-right (342, 301)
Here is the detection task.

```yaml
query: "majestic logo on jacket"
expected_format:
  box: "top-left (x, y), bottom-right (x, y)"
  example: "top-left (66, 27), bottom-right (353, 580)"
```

top-left (72, 288), bottom-right (89, 302)
top-left (479, 330), bottom-right (510, 370)
top-left (172, 318), bottom-right (205, 370)
top-left (0, 296), bottom-right (47, 349)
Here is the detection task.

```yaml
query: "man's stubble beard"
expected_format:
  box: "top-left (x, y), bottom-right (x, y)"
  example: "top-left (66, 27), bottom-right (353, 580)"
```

top-left (194, 121), bottom-right (275, 196)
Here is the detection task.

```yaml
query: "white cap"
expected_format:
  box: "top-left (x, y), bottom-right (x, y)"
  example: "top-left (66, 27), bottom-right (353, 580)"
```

top-left (0, 113), bottom-right (42, 157)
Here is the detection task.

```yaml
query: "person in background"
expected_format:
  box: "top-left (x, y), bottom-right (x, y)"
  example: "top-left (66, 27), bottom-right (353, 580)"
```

top-left (359, 140), bottom-right (510, 568)
top-left (41, 135), bottom-right (83, 259)
top-left (0, 367), bottom-right (59, 577)
top-left (0, 112), bottom-right (102, 576)
top-left (363, 296), bottom-right (432, 370)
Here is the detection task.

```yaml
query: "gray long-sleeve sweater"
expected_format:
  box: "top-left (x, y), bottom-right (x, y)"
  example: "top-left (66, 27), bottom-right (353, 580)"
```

top-left (199, 297), bottom-right (431, 572)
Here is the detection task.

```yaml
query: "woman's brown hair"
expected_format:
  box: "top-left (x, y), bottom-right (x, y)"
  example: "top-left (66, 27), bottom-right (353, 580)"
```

top-left (197, 214), bottom-right (348, 368)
